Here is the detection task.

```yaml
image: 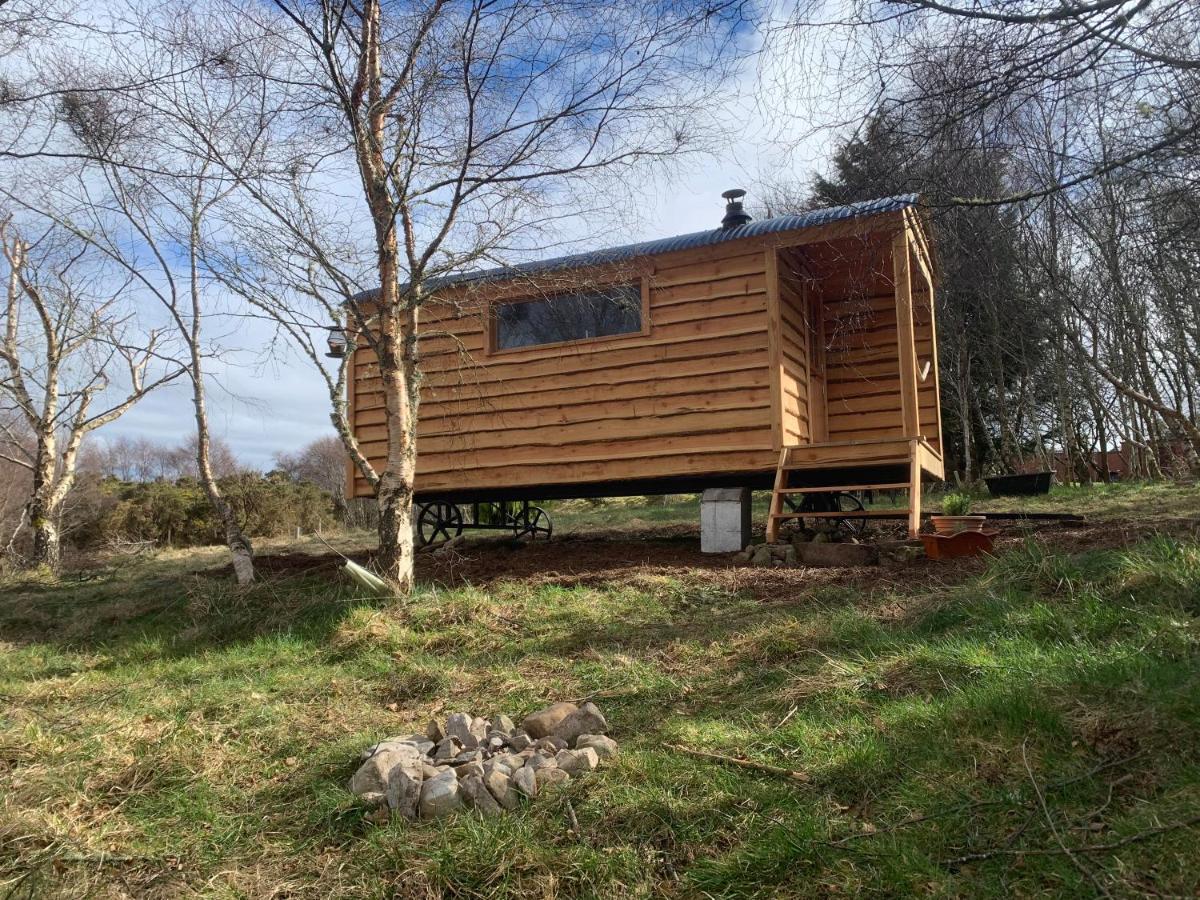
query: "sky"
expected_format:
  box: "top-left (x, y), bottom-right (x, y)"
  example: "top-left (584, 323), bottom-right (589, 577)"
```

top-left (92, 22), bottom-right (835, 470)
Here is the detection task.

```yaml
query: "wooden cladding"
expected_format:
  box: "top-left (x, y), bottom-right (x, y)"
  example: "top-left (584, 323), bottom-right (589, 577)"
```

top-left (348, 208), bottom-right (942, 499)
top-left (351, 241), bottom-right (780, 497)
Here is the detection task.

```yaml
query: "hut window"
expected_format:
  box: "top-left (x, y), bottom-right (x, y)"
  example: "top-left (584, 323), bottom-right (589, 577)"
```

top-left (494, 283), bottom-right (642, 351)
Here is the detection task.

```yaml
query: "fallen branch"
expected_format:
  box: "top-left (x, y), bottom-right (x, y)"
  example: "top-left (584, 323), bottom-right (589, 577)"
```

top-left (829, 751), bottom-right (1146, 846)
top-left (665, 743), bottom-right (811, 783)
top-left (565, 799), bottom-right (581, 837)
top-left (1022, 741), bottom-right (1113, 899)
top-left (943, 814), bottom-right (1200, 866)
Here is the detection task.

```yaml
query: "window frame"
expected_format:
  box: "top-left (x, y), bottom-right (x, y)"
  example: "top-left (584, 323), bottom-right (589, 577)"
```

top-left (484, 275), bottom-right (651, 356)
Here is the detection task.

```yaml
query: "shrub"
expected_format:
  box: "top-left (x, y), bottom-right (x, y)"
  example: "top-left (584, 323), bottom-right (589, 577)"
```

top-left (88, 473), bottom-right (335, 548)
top-left (942, 492), bottom-right (974, 516)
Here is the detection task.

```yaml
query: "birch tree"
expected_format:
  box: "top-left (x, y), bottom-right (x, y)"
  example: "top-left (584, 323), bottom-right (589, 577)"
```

top-left (137, 0), bottom-right (745, 591)
top-left (0, 215), bottom-right (179, 569)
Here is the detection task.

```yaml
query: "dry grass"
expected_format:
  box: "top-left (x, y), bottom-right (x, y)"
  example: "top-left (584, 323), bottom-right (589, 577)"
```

top-left (1, 487), bottom-right (1199, 897)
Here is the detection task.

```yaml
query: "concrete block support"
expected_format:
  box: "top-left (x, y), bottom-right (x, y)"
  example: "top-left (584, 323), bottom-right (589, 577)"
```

top-left (700, 487), bottom-right (752, 553)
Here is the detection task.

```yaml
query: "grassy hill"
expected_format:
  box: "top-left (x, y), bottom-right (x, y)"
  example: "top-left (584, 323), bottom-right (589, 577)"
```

top-left (2, 483), bottom-right (1198, 897)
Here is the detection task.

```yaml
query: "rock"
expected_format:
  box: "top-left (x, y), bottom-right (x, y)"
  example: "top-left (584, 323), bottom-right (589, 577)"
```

top-left (418, 768), bottom-right (461, 820)
top-left (421, 763), bottom-right (441, 779)
top-left (484, 769), bottom-right (520, 811)
top-left (386, 765), bottom-right (423, 820)
top-left (535, 767), bottom-right (571, 790)
top-left (486, 735), bottom-right (506, 752)
top-left (750, 545), bottom-right (773, 567)
top-left (512, 765), bottom-right (538, 799)
top-left (460, 774), bottom-right (503, 817)
top-left (350, 746), bottom-right (422, 797)
top-left (521, 702), bottom-right (578, 739)
top-left (555, 747), bottom-right (599, 777)
top-left (491, 714), bottom-right (516, 735)
top-left (877, 540), bottom-right (924, 567)
top-left (792, 531), bottom-right (812, 544)
top-left (783, 546), bottom-right (797, 565)
top-left (813, 531), bottom-right (831, 544)
top-left (359, 790), bottom-right (387, 808)
top-left (534, 736), bottom-right (568, 752)
top-left (456, 760), bottom-right (486, 781)
top-left (575, 734), bottom-right (618, 760)
top-left (483, 756), bottom-right (515, 778)
top-left (495, 751), bottom-right (523, 769)
top-left (426, 719), bottom-right (445, 742)
top-left (445, 712), bottom-right (481, 750)
top-left (434, 737), bottom-right (463, 762)
top-left (507, 731), bottom-right (532, 752)
top-left (524, 752), bottom-right (556, 771)
top-left (369, 737), bottom-right (434, 757)
top-left (794, 542), bottom-right (880, 567)
top-left (450, 749), bottom-right (483, 766)
top-left (550, 702), bottom-right (608, 746)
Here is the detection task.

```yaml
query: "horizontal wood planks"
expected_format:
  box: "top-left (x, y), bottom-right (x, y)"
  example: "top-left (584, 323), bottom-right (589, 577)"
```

top-left (805, 234), bottom-right (943, 455)
top-left (348, 209), bottom-right (940, 499)
top-left (351, 242), bottom-right (779, 497)
top-left (776, 249), bottom-right (811, 445)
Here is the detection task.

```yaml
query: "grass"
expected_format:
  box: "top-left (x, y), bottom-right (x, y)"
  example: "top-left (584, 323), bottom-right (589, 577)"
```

top-left (1, 486), bottom-right (1199, 897)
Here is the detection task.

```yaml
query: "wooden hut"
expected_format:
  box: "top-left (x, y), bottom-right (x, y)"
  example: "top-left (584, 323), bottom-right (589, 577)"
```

top-left (348, 193), bottom-right (942, 541)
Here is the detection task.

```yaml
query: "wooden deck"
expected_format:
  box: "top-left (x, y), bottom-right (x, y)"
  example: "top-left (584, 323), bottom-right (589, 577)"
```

top-left (766, 437), bottom-right (944, 540)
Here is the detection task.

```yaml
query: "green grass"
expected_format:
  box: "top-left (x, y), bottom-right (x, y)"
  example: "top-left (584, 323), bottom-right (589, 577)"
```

top-left (2, 488), bottom-right (1199, 897)
top-left (973, 479), bottom-right (1200, 521)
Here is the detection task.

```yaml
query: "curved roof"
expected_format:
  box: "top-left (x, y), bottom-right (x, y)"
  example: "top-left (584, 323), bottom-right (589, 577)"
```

top-left (356, 193), bottom-right (918, 298)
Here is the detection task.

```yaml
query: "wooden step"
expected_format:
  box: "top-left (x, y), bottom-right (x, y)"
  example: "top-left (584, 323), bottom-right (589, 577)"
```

top-left (777, 483), bottom-right (910, 494)
top-left (782, 459), bottom-right (908, 471)
top-left (770, 509), bottom-right (910, 520)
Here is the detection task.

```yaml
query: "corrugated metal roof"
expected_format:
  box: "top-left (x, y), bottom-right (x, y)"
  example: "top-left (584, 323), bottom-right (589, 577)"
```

top-left (358, 194), bottom-right (917, 298)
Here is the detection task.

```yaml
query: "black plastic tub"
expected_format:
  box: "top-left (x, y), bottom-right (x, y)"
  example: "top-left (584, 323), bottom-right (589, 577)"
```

top-left (985, 471), bottom-right (1054, 497)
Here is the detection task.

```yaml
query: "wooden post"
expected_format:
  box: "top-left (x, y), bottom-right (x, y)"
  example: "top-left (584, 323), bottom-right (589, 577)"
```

top-left (892, 228), bottom-right (920, 439)
top-left (908, 439), bottom-right (922, 538)
top-left (765, 249), bottom-right (783, 451)
top-left (806, 280), bottom-right (828, 442)
top-left (345, 336), bottom-right (359, 503)
top-left (766, 446), bottom-right (788, 543)
top-left (907, 211), bottom-right (944, 459)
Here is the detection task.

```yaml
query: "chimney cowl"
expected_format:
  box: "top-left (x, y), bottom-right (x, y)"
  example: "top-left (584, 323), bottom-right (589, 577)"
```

top-left (720, 188), bottom-right (752, 229)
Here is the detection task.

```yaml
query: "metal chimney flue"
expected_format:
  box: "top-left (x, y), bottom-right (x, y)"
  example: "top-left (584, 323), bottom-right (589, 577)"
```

top-left (720, 188), bottom-right (751, 229)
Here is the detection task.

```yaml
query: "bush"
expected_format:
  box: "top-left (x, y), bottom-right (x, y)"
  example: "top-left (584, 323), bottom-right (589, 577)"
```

top-left (88, 473), bottom-right (335, 548)
top-left (942, 492), bottom-right (974, 516)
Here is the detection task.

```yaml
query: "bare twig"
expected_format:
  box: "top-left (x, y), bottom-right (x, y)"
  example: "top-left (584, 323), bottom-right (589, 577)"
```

top-left (1022, 741), bottom-right (1112, 898)
top-left (665, 743), bottom-right (811, 784)
top-left (943, 814), bottom-right (1200, 866)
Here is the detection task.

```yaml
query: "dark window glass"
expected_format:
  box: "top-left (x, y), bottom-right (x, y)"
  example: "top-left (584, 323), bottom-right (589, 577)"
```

top-left (495, 283), bottom-right (642, 351)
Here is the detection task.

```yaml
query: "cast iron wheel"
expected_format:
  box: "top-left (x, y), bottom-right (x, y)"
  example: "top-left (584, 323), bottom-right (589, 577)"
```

top-left (797, 491), bottom-right (868, 536)
top-left (516, 506), bottom-right (553, 540)
top-left (416, 501), bottom-right (464, 546)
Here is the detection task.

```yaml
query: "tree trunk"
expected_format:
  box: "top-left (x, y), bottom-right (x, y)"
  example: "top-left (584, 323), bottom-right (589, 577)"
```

top-left (25, 434), bottom-right (60, 571)
top-left (189, 213), bottom-right (254, 584)
top-left (373, 303), bottom-right (419, 592)
top-left (26, 494), bottom-right (60, 571)
top-left (355, 0), bottom-right (421, 593)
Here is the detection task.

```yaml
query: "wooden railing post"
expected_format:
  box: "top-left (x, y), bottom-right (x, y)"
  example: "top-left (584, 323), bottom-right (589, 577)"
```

top-left (766, 446), bottom-right (789, 543)
top-left (892, 228), bottom-right (920, 440)
top-left (765, 249), bottom-right (783, 451)
top-left (908, 439), bottom-right (922, 538)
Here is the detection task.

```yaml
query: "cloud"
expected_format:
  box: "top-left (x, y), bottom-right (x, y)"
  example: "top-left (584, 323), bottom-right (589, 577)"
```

top-left (94, 19), bottom-right (833, 472)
